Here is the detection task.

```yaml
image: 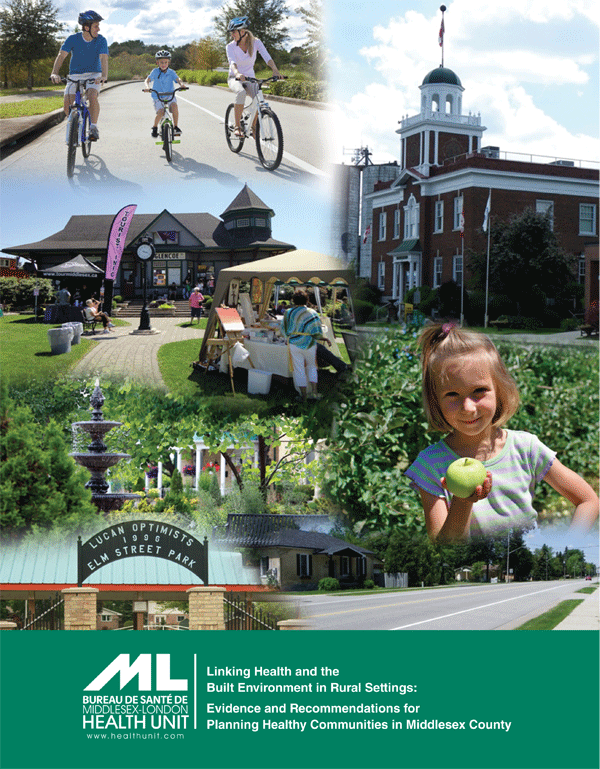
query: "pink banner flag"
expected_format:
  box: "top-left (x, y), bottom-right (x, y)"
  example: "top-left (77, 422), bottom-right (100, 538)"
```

top-left (105, 204), bottom-right (137, 281)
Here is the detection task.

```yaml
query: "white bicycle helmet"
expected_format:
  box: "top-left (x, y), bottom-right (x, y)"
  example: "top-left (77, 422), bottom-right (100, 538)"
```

top-left (155, 50), bottom-right (171, 59)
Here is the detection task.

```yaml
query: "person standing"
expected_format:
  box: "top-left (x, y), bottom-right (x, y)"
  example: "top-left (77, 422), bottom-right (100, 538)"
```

top-left (50, 10), bottom-right (108, 141)
top-left (189, 287), bottom-right (204, 324)
top-left (282, 289), bottom-right (331, 401)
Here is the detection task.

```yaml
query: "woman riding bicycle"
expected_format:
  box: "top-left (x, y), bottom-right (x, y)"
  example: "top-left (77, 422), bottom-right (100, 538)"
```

top-left (226, 15), bottom-right (283, 138)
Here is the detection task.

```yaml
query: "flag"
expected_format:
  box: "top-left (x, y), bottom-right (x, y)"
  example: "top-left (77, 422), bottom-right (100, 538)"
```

top-left (482, 193), bottom-right (491, 232)
top-left (459, 208), bottom-right (464, 238)
top-left (438, 17), bottom-right (444, 47)
top-left (106, 204), bottom-right (137, 281)
top-left (157, 231), bottom-right (178, 243)
top-left (363, 224), bottom-right (371, 244)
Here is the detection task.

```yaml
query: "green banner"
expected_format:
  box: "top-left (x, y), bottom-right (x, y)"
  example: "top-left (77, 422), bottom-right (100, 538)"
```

top-left (1, 631), bottom-right (598, 769)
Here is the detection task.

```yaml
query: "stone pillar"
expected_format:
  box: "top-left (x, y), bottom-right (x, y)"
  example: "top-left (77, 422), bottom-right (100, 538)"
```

top-left (0, 621), bottom-right (18, 630)
top-left (187, 587), bottom-right (226, 631)
top-left (62, 587), bottom-right (98, 630)
top-left (278, 619), bottom-right (311, 630)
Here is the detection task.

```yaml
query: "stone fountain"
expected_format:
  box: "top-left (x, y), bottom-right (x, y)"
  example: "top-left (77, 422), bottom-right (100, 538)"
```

top-left (70, 380), bottom-right (140, 513)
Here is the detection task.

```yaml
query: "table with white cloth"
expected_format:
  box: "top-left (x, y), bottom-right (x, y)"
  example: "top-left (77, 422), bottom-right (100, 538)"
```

top-left (217, 317), bottom-right (341, 378)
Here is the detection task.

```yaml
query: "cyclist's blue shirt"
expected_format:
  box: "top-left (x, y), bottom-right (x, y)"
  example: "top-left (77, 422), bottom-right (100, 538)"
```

top-left (147, 67), bottom-right (180, 94)
top-left (61, 33), bottom-right (108, 74)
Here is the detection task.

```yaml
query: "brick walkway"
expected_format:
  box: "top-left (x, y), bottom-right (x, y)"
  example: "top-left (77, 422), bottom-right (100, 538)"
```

top-left (71, 317), bottom-right (203, 389)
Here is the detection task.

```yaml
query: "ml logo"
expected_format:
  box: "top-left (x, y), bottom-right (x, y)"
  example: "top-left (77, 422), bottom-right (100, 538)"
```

top-left (84, 653), bottom-right (189, 692)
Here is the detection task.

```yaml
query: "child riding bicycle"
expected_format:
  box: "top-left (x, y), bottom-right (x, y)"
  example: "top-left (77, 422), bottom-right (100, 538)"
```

top-left (143, 51), bottom-right (187, 137)
top-left (226, 15), bottom-right (283, 137)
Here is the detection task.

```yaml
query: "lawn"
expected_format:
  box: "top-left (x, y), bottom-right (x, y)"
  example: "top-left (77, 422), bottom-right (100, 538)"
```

top-left (0, 313), bottom-right (125, 386)
top-left (0, 98), bottom-right (64, 119)
top-left (516, 599), bottom-right (584, 630)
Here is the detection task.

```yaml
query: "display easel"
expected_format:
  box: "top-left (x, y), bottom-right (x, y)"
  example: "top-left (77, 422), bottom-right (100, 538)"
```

top-left (205, 307), bottom-right (254, 395)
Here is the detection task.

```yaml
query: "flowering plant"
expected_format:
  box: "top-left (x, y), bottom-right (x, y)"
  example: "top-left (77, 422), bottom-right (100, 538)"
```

top-left (202, 462), bottom-right (220, 473)
top-left (183, 464), bottom-right (196, 477)
top-left (146, 466), bottom-right (158, 479)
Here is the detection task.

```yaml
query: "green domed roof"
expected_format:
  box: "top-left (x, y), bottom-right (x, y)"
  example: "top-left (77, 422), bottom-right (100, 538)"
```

top-left (422, 66), bottom-right (462, 87)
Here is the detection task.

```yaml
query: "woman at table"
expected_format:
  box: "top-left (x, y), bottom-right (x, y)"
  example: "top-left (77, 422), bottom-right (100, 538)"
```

top-left (282, 289), bottom-right (331, 401)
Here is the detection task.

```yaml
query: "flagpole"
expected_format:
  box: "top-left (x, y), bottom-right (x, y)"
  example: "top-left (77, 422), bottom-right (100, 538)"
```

top-left (484, 189), bottom-right (491, 328)
top-left (460, 235), bottom-right (464, 327)
top-left (439, 5), bottom-right (446, 68)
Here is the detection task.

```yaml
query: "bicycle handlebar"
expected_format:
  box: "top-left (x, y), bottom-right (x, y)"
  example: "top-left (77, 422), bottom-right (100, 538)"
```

top-left (239, 75), bottom-right (287, 84)
top-left (144, 86), bottom-right (189, 102)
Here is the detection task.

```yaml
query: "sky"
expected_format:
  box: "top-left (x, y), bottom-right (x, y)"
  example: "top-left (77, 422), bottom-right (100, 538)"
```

top-left (55, 0), bottom-right (310, 49)
top-left (327, 0), bottom-right (600, 165)
top-left (524, 526), bottom-right (599, 570)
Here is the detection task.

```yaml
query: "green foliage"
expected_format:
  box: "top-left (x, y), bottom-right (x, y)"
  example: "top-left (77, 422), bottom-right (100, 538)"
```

top-left (318, 577), bottom-right (340, 592)
top-left (269, 78), bottom-right (327, 102)
top-left (213, 0), bottom-right (290, 53)
top-left (0, 0), bottom-right (64, 88)
top-left (0, 385), bottom-right (96, 537)
top-left (363, 579), bottom-right (375, 589)
top-left (0, 277), bottom-right (53, 308)
top-left (186, 37), bottom-right (224, 71)
top-left (170, 468), bottom-right (183, 494)
top-left (384, 529), bottom-right (441, 586)
top-left (177, 69), bottom-right (228, 86)
top-left (296, 0), bottom-right (326, 78)
top-left (469, 208), bottom-right (575, 317)
top-left (323, 328), bottom-right (598, 533)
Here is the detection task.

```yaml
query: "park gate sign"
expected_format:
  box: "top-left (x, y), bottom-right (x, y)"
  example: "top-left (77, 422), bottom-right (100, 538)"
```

top-left (77, 521), bottom-right (209, 586)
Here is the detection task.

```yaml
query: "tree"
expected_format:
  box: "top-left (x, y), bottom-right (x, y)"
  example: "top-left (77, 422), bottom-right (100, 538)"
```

top-left (0, 386), bottom-right (95, 537)
top-left (213, 0), bottom-right (290, 56)
top-left (297, 0), bottom-right (325, 77)
top-left (187, 37), bottom-right (224, 71)
top-left (469, 207), bottom-right (575, 318)
top-left (0, 0), bottom-right (64, 89)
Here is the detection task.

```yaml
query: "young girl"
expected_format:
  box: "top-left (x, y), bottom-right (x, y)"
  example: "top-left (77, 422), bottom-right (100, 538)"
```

top-left (405, 323), bottom-right (598, 541)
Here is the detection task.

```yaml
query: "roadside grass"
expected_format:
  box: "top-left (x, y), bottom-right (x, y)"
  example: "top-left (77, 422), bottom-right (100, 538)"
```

top-left (0, 86), bottom-right (63, 97)
top-left (0, 313), bottom-right (127, 386)
top-left (516, 599), bottom-right (584, 630)
top-left (576, 586), bottom-right (598, 594)
top-left (0, 97), bottom-right (63, 119)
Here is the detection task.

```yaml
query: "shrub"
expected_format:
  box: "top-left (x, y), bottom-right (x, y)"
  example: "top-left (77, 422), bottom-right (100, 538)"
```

top-left (560, 318), bottom-right (580, 332)
top-left (0, 277), bottom-right (54, 308)
top-left (177, 69), bottom-right (228, 87)
top-left (353, 299), bottom-right (375, 324)
top-left (269, 78), bottom-right (327, 102)
top-left (318, 577), bottom-right (340, 592)
top-left (363, 579), bottom-right (375, 589)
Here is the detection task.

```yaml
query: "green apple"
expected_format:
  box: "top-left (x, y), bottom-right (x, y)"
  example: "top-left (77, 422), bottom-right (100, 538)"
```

top-left (445, 457), bottom-right (487, 498)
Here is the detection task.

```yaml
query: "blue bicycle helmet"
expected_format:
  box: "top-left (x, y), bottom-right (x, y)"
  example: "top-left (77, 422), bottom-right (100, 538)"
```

top-left (78, 10), bottom-right (103, 25)
top-left (228, 16), bottom-right (249, 31)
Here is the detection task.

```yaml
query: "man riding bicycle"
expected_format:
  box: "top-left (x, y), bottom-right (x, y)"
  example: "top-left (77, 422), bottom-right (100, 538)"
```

top-left (50, 10), bottom-right (108, 141)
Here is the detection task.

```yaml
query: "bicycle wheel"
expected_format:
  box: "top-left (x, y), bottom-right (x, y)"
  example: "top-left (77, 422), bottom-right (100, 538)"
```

top-left (162, 122), bottom-right (172, 162)
top-left (67, 113), bottom-right (79, 178)
top-left (81, 111), bottom-right (92, 158)
top-left (255, 108), bottom-right (283, 170)
top-left (225, 104), bottom-right (244, 153)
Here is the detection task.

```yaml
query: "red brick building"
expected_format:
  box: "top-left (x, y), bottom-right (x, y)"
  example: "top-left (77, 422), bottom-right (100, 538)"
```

top-left (348, 65), bottom-right (598, 311)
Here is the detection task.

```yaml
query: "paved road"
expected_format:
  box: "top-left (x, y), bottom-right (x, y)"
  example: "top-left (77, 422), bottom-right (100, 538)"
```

top-left (297, 579), bottom-right (596, 630)
top-left (0, 82), bottom-right (332, 188)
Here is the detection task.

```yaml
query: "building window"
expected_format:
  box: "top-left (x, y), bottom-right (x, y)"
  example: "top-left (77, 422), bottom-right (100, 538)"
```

top-left (255, 217), bottom-right (267, 227)
top-left (434, 201), bottom-right (444, 233)
top-left (356, 557), bottom-right (367, 577)
top-left (393, 209), bottom-right (401, 239)
top-left (453, 196), bottom-right (463, 230)
top-left (101, 614), bottom-right (111, 622)
top-left (340, 557), bottom-right (350, 577)
top-left (177, 616), bottom-right (185, 622)
top-left (404, 194), bottom-right (420, 239)
top-left (260, 556), bottom-right (270, 576)
top-left (579, 256), bottom-right (586, 284)
top-left (433, 256), bottom-right (443, 288)
top-left (377, 261), bottom-right (385, 291)
top-left (536, 200), bottom-right (554, 230)
top-left (579, 204), bottom-right (597, 236)
top-left (453, 254), bottom-right (463, 286)
top-left (236, 217), bottom-right (250, 228)
top-left (378, 211), bottom-right (387, 241)
top-left (296, 553), bottom-right (312, 577)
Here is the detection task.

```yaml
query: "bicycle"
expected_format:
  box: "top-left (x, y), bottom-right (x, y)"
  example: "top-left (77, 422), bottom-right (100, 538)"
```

top-left (59, 76), bottom-right (96, 178)
top-left (144, 87), bottom-right (188, 163)
top-left (225, 76), bottom-right (285, 171)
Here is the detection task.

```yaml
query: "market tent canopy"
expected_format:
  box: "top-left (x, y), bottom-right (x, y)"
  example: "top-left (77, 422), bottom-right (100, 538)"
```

top-left (200, 250), bottom-right (354, 358)
top-left (40, 254), bottom-right (104, 277)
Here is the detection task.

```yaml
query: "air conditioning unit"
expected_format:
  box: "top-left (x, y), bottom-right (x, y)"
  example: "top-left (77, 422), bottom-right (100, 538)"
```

top-left (481, 146), bottom-right (500, 158)
top-left (549, 159), bottom-right (575, 167)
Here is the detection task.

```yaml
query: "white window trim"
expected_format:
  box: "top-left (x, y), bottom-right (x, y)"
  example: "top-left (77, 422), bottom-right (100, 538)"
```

top-left (434, 200), bottom-right (444, 234)
top-left (536, 200), bottom-right (554, 230)
top-left (453, 197), bottom-right (463, 231)
top-left (433, 256), bottom-right (443, 288)
top-left (377, 261), bottom-right (385, 291)
top-left (393, 208), bottom-right (401, 240)
top-left (453, 254), bottom-right (463, 284)
top-left (378, 211), bottom-right (387, 241)
top-left (579, 203), bottom-right (597, 236)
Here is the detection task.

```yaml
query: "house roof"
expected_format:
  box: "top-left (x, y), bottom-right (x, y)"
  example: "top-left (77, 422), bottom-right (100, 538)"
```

top-left (0, 537), bottom-right (259, 590)
top-left (219, 514), bottom-right (373, 556)
top-left (221, 184), bottom-right (274, 218)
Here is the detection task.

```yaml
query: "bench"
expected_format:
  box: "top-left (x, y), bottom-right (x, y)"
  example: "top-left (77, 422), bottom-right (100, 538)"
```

top-left (579, 324), bottom-right (599, 338)
top-left (81, 308), bottom-right (99, 334)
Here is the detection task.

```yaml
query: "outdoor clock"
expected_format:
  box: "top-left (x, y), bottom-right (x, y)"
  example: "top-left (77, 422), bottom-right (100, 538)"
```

top-left (136, 242), bottom-right (154, 260)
